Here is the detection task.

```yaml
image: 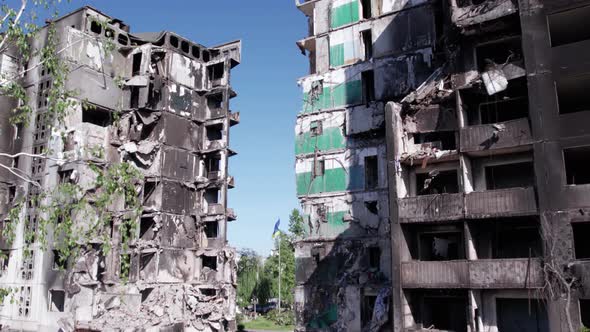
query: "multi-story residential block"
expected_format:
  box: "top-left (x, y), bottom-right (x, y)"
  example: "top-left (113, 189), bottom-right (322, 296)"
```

top-left (0, 6), bottom-right (240, 331)
top-left (296, 0), bottom-right (590, 331)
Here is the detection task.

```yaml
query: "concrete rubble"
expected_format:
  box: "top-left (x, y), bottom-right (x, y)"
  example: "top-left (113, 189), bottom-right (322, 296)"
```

top-left (0, 6), bottom-right (240, 331)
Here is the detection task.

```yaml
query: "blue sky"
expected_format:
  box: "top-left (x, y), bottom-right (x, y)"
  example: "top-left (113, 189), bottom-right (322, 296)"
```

top-left (55, 0), bottom-right (308, 255)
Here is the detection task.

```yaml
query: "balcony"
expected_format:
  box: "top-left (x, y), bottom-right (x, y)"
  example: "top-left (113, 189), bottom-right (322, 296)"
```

top-left (401, 258), bottom-right (543, 289)
top-left (450, 0), bottom-right (518, 28)
top-left (207, 204), bottom-right (225, 216)
top-left (229, 111), bottom-right (240, 126)
top-left (398, 193), bottom-right (464, 223)
top-left (226, 208), bottom-right (237, 221)
top-left (460, 118), bottom-right (533, 156)
top-left (465, 187), bottom-right (538, 218)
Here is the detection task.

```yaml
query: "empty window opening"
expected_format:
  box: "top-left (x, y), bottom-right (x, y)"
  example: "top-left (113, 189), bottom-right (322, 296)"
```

top-left (53, 250), bottom-right (66, 270)
top-left (49, 289), bottom-right (65, 312)
top-left (203, 50), bottom-right (211, 62)
top-left (117, 33), bottom-right (129, 45)
top-left (90, 20), bottom-right (102, 34)
top-left (419, 231), bottom-right (463, 261)
top-left (139, 216), bottom-right (155, 239)
top-left (181, 40), bottom-right (190, 53)
top-left (83, 105), bottom-right (112, 127)
top-left (476, 37), bottom-right (523, 71)
top-left (564, 146), bottom-right (590, 185)
top-left (414, 131), bottom-right (456, 150)
top-left (192, 45), bottom-right (201, 59)
top-left (204, 188), bottom-right (220, 205)
top-left (361, 0), bottom-right (372, 19)
top-left (58, 169), bottom-right (74, 184)
top-left (205, 221), bottom-right (219, 238)
top-left (8, 185), bottom-right (16, 203)
top-left (140, 252), bottom-right (155, 272)
top-left (581, 299), bottom-right (590, 328)
top-left (416, 170), bottom-right (459, 195)
top-left (169, 35), bottom-right (179, 48)
top-left (556, 74), bottom-right (590, 114)
top-left (202, 255), bottom-right (217, 270)
top-left (548, 5), bottom-right (590, 47)
top-left (206, 156), bottom-right (221, 179)
top-left (313, 159), bottom-right (325, 177)
top-left (485, 162), bottom-right (535, 190)
top-left (365, 155), bottom-right (378, 189)
top-left (496, 298), bottom-right (549, 332)
top-left (361, 30), bottom-right (373, 60)
top-left (105, 28), bottom-right (114, 40)
top-left (132, 52), bottom-right (142, 76)
top-left (0, 250), bottom-right (9, 273)
top-left (141, 288), bottom-right (153, 303)
top-left (494, 221), bottom-right (542, 258)
top-left (368, 247), bottom-right (380, 269)
top-left (143, 181), bottom-right (157, 203)
top-left (362, 70), bottom-right (375, 104)
top-left (206, 124), bottom-right (223, 141)
top-left (310, 120), bottom-right (323, 137)
top-left (361, 293), bottom-right (377, 328)
top-left (207, 62), bottom-right (225, 83)
top-left (139, 120), bottom-right (157, 140)
top-left (573, 222), bottom-right (590, 259)
top-left (422, 293), bottom-right (468, 332)
top-left (479, 97), bottom-right (528, 124)
top-left (130, 87), bottom-right (140, 109)
top-left (365, 201), bottom-right (378, 214)
top-left (207, 93), bottom-right (223, 109)
top-left (201, 288), bottom-right (217, 297)
top-left (18, 286), bottom-right (31, 317)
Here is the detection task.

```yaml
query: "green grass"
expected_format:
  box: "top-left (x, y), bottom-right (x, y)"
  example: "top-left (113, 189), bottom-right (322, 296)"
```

top-left (240, 317), bottom-right (294, 331)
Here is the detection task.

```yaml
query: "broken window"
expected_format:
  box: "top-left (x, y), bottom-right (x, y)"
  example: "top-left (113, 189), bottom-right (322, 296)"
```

top-left (18, 286), bottom-right (31, 317)
top-left (204, 221), bottom-right (219, 238)
top-left (564, 146), bottom-right (590, 185)
top-left (416, 170), bottom-right (459, 195)
top-left (362, 70), bottom-right (375, 105)
top-left (310, 120), bottom-right (323, 137)
top-left (361, 292), bottom-right (377, 328)
top-left (313, 159), bottom-right (325, 177)
top-left (556, 74), bottom-right (590, 114)
top-left (104, 27), bottom-right (114, 40)
top-left (418, 231), bottom-right (463, 261)
top-left (132, 52), bottom-right (142, 76)
top-left (476, 37), bottom-right (523, 71)
top-left (181, 40), bottom-right (190, 53)
top-left (203, 50), bottom-right (210, 62)
top-left (53, 250), bottom-right (66, 270)
top-left (494, 221), bottom-right (542, 258)
top-left (365, 201), bottom-right (378, 214)
top-left (207, 62), bottom-right (225, 85)
top-left (169, 35), bottom-right (179, 48)
top-left (0, 251), bottom-right (9, 274)
top-left (143, 180), bottom-right (157, 204)
top-left (141, 288), bottom-right (153, 303)
top-left (361, 0), bottom-right (372, 19)
top-left (496, 298), bottom-right (549, 332)
top-left (130, 86), bottom-right (140, 109)
top-left (414, 131), bottom-right (456, 150)
top-left (192, 45), bottom-right (201, 59)
top-left (83, 105), bottom-right (112, 127)
top-left (139, 252), bottom-right (156, 273)
top-left (58, 169), bottom-right (74, 184)
top-left (117, 33), bottom-right (129, 46)
top-left (485, 162), bottom-right (535, 190)
top-left (573, 222), bottom-right (590, 259)
top-left (202, 255), bottom-right (217, 271)
top-left (421, 292), bottom-right (468, 332)
top-left (548, 5), bottom-right (590, 47)
top-left (49, 289), bottom-right (65, 312)
top-left (365, 155), bottom-right (378, 189)
top-left (361, 29), bottom-right (372, 60)
top-left (204, 188), bottom-right (220, 205)
top-left (479, 97), bottom-right (528, 124)
top-left (368, 247), bottom-right (380, 269)
top-left (139, 216), bottom-right (155, 240)
top-left (207, 93), bottom-right (224, 110)
top-left (206, 156), bottom-right (221, 179)
top-left (581, 299), bottom-right (590, 328)
top-left (90, 20), bottom-right (102, 34)
top-left (206, 124), bottom-right (223, 141)
top-left (201, 288), bottom-right (217, 297)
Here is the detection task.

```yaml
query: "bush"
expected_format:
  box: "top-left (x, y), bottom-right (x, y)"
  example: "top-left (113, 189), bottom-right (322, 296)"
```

top-left (266, 309), bottom-right (295, 326)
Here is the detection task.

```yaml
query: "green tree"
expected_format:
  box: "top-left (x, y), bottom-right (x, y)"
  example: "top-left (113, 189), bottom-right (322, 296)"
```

top-left (288, 208), bottom-right (306, 238)
top-left (237, 248), bottom-right (261, 307)
top-left (262, 232), bottom-right (296, 307)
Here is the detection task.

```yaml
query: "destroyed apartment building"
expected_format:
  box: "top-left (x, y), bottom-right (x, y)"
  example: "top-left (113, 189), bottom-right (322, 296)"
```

top-left (295, 0), bottom-right (590, 331)
top-left (0, 6), bottom-right (240, 331)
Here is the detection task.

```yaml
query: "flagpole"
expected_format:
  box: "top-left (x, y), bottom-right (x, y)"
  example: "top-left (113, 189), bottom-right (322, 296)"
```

top-left (278, 234), bottom-right (282, 312)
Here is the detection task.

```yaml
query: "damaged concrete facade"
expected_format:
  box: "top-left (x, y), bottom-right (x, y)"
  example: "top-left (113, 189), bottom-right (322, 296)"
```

top-left (0, 6), bottom-right (240, 331)
top-left (297, 0), bottom-right (590, 331)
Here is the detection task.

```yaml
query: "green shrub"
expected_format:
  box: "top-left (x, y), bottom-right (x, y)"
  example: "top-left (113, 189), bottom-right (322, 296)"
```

top-left (266, 309), bottom-right (295, 326)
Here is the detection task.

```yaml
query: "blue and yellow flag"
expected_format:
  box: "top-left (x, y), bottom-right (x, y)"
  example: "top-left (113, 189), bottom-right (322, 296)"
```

top-left (272, 219), bottom-right (281, 238)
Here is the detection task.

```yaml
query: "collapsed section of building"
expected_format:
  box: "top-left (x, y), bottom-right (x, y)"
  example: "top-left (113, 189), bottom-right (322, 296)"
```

top-left (0, 6), bottom-right (240, 331)
top-left (295, 0), bottom-right (590, 331)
